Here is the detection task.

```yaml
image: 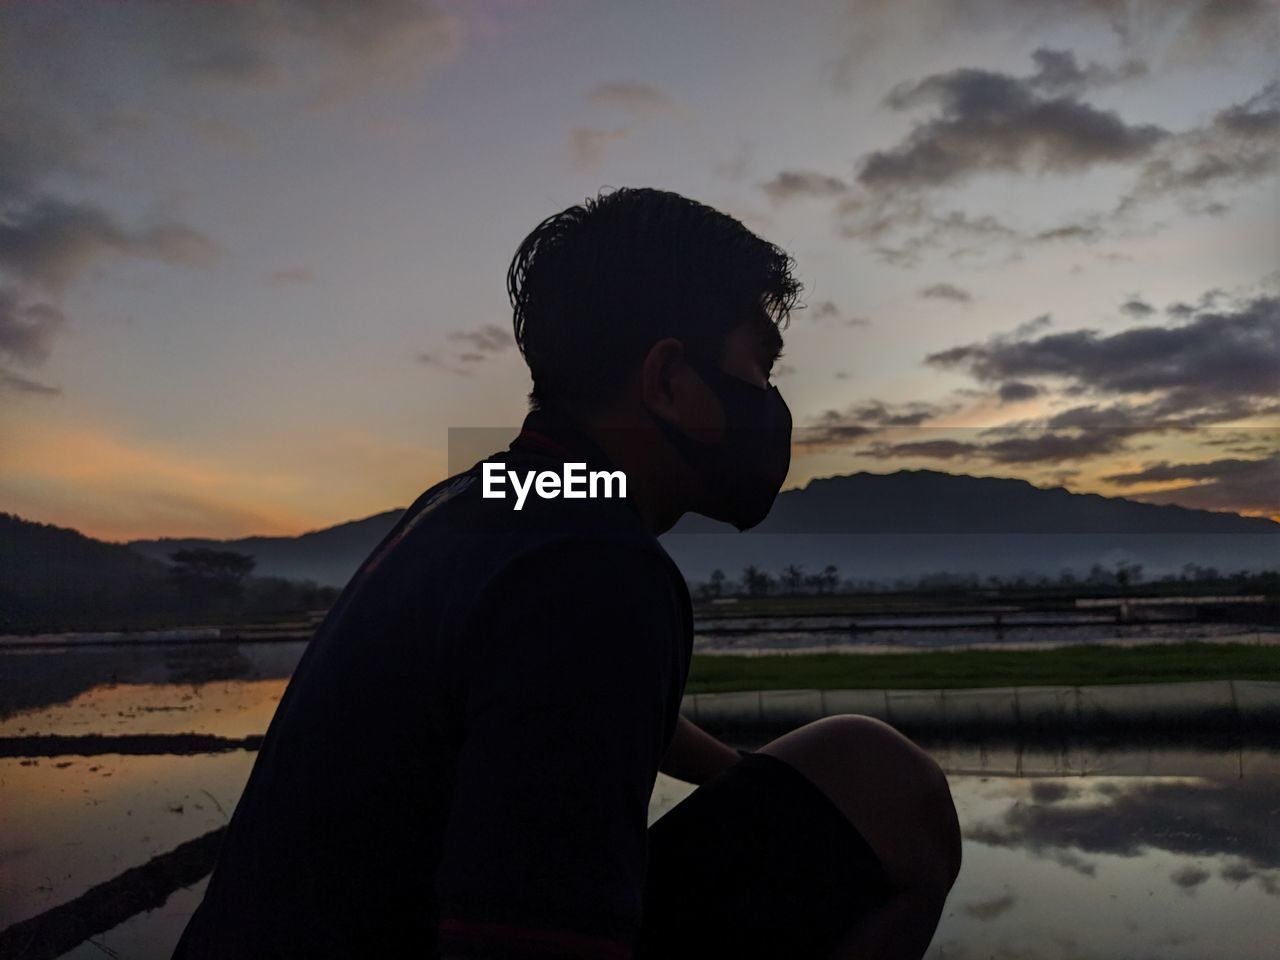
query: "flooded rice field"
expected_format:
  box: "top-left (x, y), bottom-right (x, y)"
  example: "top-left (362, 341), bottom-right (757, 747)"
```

top-left (2, 639), bottom-right (1277, 959)
top-left (691, 611), bottom-right (1277, 655)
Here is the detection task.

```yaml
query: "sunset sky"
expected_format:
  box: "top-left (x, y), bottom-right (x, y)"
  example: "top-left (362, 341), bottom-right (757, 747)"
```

top-left (2, 0), bottom-right (1277, 541)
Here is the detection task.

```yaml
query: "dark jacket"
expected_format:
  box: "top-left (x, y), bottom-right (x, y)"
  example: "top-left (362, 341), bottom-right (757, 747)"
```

top-left (172, 408), bottom-right (693, 959)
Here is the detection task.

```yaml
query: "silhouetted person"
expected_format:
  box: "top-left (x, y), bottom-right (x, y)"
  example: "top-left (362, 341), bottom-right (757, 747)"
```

top-left (171, 187), bottom-right (960, 959)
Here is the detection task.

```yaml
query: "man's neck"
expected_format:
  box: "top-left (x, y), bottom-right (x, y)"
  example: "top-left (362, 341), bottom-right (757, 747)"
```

top-left (568, 407), bottom-right (690, 537)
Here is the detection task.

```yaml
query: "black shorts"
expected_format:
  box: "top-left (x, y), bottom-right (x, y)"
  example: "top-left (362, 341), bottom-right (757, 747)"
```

top-left (635, 751), bottom-right (892, 960)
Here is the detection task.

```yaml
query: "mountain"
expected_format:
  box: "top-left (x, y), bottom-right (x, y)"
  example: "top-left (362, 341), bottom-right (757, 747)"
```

top-left (125, 470), bottom-right (1278, 587)
top-left (661, 470), bottom-right (1280, 583)
top-left (128, 510), bottom-right (403, 589)
top-left (0, 512), bottom-right (171, 629)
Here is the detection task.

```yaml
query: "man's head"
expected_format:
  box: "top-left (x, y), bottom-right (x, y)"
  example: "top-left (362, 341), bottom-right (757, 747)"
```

top-left (509, 187), bottom-right (799, 412)
top-left (507, 187), bottom-right (801, 531)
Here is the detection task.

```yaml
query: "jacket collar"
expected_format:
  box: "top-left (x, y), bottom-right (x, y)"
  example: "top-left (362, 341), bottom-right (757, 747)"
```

top-left (507, 405), bottom-right (620, 475)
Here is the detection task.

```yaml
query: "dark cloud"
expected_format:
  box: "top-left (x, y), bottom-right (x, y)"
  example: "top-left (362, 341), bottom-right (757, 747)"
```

top-left (997, 381), bottom-right (1041, 403)
top-left (812, 287), bottom-right (1277, 487)
top-left (804, 300), bottom-right (869, 327)
top-left (1013, 314), bottom-right (1053, 338)
top-left (1030, 781), bottom-right (1077, 805)
top-left (0, 289), bottom-right (65, 366)
top-left (810, 300), bottom-right (840, 320)
top-left (1170, 863), bottom-right (1211, 891)
top-left (855, 430), bottom-right (1137, 466)
top-left (1119, 296), bottom-right (1154, 318)
top-left (0, 369), bottom-right (60, 396)
top-left (827, 1), bottom-right (1273, 84)
top-left (925, 294), bottom-right (1279, 424)
top-left (1027, 47), bottom-right (1148, 96)
top-left (448, 323), bottom-right (512, 354)
top-left (587, 82), bottom-right (677, 117)
top-left (798, 399), bottom-right (962, 449)
top-left (826, 48), bottom-right (1272, 261)
top-left (1121, 81), bottom-right (1280, 214)
top-left (0, 197), bottom-right (220, 294)
top-left (858, 61), bottom-right (1167, 193)
top-left (969, 777), bottom-right (1280, 873)
top-left (919, 282), bottom-right (972, 304)
top-left (839, 206), bottom-right (1023, 269)
top-left (1220, 860), bottom-right (1280, 896)
top-left (962, 893), bottom-right (1017, 921)
top-left (1033, 221), bottom-right (1105, 244)
top-left (761, 171), bottom-right (850, 202)
top-left (1102, 453), bottom-right (1280, 515)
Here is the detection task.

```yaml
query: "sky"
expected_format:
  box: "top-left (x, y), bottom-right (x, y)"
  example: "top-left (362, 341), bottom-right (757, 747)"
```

top-left (1, 0), bottom-right (1277, 541)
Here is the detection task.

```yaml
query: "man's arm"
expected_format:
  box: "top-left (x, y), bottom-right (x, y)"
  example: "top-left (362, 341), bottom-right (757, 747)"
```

top-left (659, 714), bottom-right (743, 785)
top-left (434, 538), bottom-right (684, 959)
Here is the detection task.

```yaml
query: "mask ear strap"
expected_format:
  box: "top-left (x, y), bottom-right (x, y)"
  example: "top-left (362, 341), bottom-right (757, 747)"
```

top-left (643, 351), bottom-right (720, 461)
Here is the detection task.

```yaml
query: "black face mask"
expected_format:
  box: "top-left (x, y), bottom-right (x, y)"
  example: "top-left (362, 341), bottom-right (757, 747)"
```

top-left (647, 353), bottom-right (793, 531)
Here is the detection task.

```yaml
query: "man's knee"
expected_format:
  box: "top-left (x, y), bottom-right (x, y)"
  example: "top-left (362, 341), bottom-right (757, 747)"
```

top-left (761, 714), bottom-right (961, 892)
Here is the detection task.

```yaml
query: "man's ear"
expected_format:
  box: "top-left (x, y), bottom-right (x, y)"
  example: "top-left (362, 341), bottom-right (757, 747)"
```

top-left (640, 338), bottom-right (725, 442)
top-left (639, 337), bottom-right (689, 425)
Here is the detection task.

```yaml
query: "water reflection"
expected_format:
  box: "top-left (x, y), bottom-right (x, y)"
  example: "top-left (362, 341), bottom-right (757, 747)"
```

top-left (0, 670), bottom-right (1276, 960)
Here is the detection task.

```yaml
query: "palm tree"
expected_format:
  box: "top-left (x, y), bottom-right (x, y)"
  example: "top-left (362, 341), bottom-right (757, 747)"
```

top-left (782, 564), bottom-right (804, 595)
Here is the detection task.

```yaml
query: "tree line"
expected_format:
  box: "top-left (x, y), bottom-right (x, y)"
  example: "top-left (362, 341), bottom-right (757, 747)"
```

top-left (691, 560), bottom-right (1280, 601)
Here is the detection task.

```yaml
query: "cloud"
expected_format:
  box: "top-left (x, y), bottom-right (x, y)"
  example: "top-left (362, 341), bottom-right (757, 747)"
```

top-left (925, 293), bottom-right (1279, 424)
top-left (587, 82), bottom-right (677, 118)
top-left (1013, 314), bottom-right (1053, 338)
top-left (1101, 453), bottom-right (1280, 515)
top-left (919, 282), bottom-right (972, 304)
top-left (857, 60), bottom-right (1167, 193)
top-left (761, 170), bottom-right (851, 202)
top-left (0, 369), bottom-right (60, 396)
top-left (855, 430), bottom-right (1137, 466)
top-left (963, 893), bottom-right (1017, 921)
top-left (0, 197), bottom-right (221, 294)
top-left (144, 0), bottom-right (462, 97)
top-left (1026, 47), bottom-right (1148, 96)
top-left (1121, 80), bottom-right (1280, 214)
top-left (417, 323), bottom-right (513, 377)
top-left (448, 323), bottom-right (512, 354)
top-left (810, 285), bottom-right (1278, 495)
top-left (1119, 296), bottom-right (1154, 318)
top-left (0, 289), bottom-right (65, 366)
top-left (797, 399), bottom-right (961, 448)
top-left (415, 350), bottom-right (471, 378)
top-left (805, 299), bottom-right (867, 326)
top-left (811, 300), bottom-right (841, 320)
top-left (1170, 863), bottom-right (1211, 891)
top-left (969, 776), bottom-right (1280, 872)
top-left (826, 1), bottom-right (1274, 86)
top-left (997, 380), bottom-right (1041, 404)
top-left (826, 50), bottom-right (1273, 262)
top-left (570, 127), bottom-right (632, 173)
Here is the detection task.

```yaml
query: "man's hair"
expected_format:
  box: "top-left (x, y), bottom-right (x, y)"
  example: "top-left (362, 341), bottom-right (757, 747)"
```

top-left (508, 187), bottom-right (801, 411)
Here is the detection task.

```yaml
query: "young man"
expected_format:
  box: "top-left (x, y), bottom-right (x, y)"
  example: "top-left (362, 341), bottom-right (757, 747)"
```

top-left (172, 188), bottom-right (960, 960)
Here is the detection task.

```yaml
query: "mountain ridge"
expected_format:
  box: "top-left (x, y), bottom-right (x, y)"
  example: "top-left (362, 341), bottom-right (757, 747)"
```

top-left (121, 469), bottom-right (1278, 585)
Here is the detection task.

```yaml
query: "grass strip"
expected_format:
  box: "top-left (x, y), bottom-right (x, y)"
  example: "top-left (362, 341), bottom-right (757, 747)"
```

top-left (685, 642), bottom-right (1280, 693)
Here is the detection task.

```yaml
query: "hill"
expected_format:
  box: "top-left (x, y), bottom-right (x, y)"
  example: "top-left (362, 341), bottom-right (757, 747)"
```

top-left (127, 470), bottom-right (1278, 587)
top-left (129, 510), bottom-right (403, 589)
